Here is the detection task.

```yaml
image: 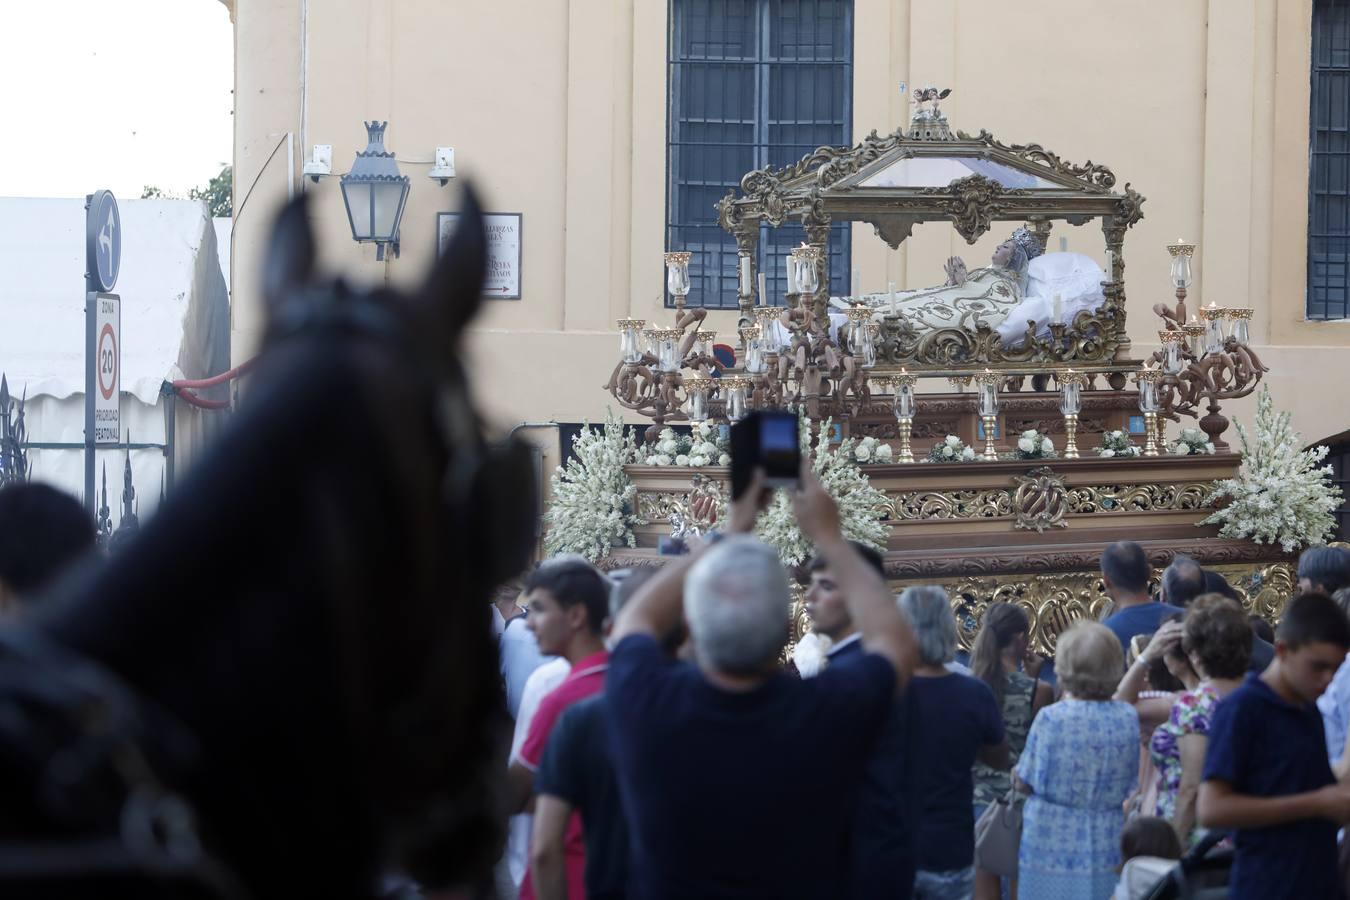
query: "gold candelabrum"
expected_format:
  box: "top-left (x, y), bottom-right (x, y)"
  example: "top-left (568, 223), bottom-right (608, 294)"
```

top-left (973, 368), bottom-right (1001, 460)
top-left (1146, 240), bottom-right (1268, 448)
top-left (1135, 363), bottom-right (1164, 456)
top-left (888, 370), bottom-right (918, 463)
top-left (609, 245), bottom-right (896, 437)
top-left (1058, 368), bottom-right (1088, 459)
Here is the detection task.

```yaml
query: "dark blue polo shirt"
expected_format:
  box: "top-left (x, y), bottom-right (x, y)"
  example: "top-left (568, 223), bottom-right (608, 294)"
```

top-left (907, 672), bottom-right (1004, 872)
top-left (535, 695), bottom-right (628, 900)
top-left (605, 634), bottom-right (895, 900)
top-left (1102, 601), bottom-right (1185, 659)
top-left (830, 638), bottom-right (918, 899)
top-left (1202, 672), bottom-right (1338, 900)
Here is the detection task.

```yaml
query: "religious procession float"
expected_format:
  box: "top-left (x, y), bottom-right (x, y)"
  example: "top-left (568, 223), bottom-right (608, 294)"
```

top-left (545, 91), bottom-right (1342, 655)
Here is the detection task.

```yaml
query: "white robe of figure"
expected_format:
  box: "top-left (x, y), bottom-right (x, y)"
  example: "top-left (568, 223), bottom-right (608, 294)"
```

top-left (801, 252), bottom-right (1106, 349)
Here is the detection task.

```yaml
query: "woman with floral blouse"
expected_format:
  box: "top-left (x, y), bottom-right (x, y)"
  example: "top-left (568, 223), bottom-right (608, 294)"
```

top-left (1115, 594), bottom-right (1252, 845)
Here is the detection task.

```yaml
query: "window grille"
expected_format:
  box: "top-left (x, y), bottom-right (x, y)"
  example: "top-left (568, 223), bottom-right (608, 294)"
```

top-left (1309, 0), bottom-right (1350, 319)
top-left (667, 0), bottom-right (853, 309)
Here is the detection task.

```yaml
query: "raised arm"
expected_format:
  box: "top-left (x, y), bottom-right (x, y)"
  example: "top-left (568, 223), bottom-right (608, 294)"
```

top-left (610, 470), bottom-right (772, 644)
top-left (1114, 622), bottom-right (1183, 705)
top-left (1174, 734), bottom-right (1207, 843)
top-left (1198, 779), bottom-right (1350, 830)
top-left (792, 463), bottom-right (915, 690)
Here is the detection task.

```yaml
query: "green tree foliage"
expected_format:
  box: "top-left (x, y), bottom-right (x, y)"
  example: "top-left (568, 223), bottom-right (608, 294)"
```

top-left (140, 165), bottom-right (232, 217)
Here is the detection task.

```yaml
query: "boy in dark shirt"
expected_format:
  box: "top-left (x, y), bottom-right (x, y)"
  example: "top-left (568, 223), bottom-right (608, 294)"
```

top-left (1198, 591), bottom-right (1350, 900)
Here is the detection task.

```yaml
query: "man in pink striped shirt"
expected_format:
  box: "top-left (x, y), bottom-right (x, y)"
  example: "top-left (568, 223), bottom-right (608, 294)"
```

top-left (506, 558), bottom-right (611, 900)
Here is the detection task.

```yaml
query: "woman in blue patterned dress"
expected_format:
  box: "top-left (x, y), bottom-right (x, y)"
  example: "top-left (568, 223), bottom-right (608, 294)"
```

top-left (1016, 622), bottom-right (1140, 900)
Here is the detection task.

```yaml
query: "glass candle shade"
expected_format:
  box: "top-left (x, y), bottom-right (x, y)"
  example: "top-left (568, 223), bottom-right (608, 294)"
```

top-left (974, 371), bottom-right (1001, 418)
top-left (1200, 305), bottom-right (1226, 355)
top-left (740, 326), bottom-right (765, 375)
top-left (664, 251), bottom-right (692, 300)
top-left (1168, 240), bottom-right (1195, 289)
top-left (893, 373), bottom-right (917, 419)
top-left (683, 376), bottom-right (712, 423)
top-left (618, 318), bottom-right (646, 364)
top-left (655, 330), bottom-right (681, 372)
top-left (1136, 369), bottom-right (1162, 413)
top-left (1158, 330), bottom-right (1184, 374)
top-left (755, 309), bottom-right (784, 354)
top-left (844, 308), bottom-right (874, 366)
top-left (694, 330), bottom-right (716, 359)
top-left (1181, 320), bottom-right (1205, 355)
top-left (860, 323), bottom-right (879, 368)
top-left (791, 245), bottom-right (820, 296)
top-left (725, 377), bottom-right (750, 422)
top-left (1059, 370), bottom-right (1086, 416)
top-left (1228, 309), bottom-right (1253, 345)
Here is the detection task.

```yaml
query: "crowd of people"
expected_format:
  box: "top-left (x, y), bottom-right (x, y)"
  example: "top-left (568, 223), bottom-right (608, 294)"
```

top-left (492, 468), bottom-right (1350, 900)
top-left (6, 471), bottom-right (1350, 899)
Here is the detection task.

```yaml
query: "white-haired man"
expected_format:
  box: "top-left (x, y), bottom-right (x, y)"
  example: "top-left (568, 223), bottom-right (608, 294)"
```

top-left (606, 465), bottom-right (916, 900)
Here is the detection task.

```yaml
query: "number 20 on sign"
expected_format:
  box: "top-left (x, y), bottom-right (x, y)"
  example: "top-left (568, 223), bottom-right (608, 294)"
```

top-left (94, 294), bottom-right (120, 445)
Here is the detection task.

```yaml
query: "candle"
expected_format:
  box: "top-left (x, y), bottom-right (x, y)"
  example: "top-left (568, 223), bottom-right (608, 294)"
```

top-left (739, 256), bottom-right (751, 295)
top-left (758, 271), bottom-right (767, 304)
top-left (785, 254), bottom-right (797, 294)
top-left (852, 268), bottom-right (861, 300)
top-left (888, 281), bottom-right (897, 317)
top-left (1052, 293), bottom-right (1064, 323)
top-left (1105, 250), bottom-right (1114, 280)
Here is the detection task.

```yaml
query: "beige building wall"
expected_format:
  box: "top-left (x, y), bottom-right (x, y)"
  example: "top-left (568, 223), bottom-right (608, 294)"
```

top-left (226, 0), bottom-right (1347, 477)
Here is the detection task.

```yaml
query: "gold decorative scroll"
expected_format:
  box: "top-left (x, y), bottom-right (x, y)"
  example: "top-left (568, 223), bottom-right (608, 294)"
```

top-left (883, 481), bottom-right (1216, 522)
top-left (785, 561), bottom-right (1297, 657)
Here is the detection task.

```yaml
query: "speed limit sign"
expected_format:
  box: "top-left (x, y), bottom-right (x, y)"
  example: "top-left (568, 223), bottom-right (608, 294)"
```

top-left (93, 293), bottom-right (120, 445)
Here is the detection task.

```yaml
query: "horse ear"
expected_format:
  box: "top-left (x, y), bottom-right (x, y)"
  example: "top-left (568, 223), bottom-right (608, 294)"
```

top-left (261, 194), bottom-right (316, 312)
top-left (420, 183), bottom-right (487, 342)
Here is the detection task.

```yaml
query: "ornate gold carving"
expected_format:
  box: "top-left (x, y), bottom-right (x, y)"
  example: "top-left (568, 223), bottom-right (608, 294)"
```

top-left (900, 561), bottom-right (1294, 657)
top-left (959, 130), bottom-right (1118, 190)
top-left (920, 175), bottom-right (1029, 244)
top-left (889, 489), bottom-right (1013, 521)
top-left (1011, 467), bottom-right (1069, 532)
top-left (881, 481), bottom-right (1215, 524)
top-left (1064, 482), bottom-right (1212, 514)
top-left (877, 308), bottom-right (1126, 368)
top-left (635, 477), bottom-right (724, 535)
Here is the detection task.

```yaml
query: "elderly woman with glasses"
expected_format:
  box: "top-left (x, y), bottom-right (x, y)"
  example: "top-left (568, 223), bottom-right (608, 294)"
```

top-left (1015, 621), bottom-right (1140, 900)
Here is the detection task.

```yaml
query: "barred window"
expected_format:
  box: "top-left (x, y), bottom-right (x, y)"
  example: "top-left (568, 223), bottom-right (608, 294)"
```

top-left (667, 0), bottom-right (853, 309)
top-left (1309, 0), bottom-right (1350, 319)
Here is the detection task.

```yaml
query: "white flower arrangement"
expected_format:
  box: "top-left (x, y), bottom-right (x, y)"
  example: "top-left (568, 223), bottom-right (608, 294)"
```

top-left (852, 435), bottom-right (894, 464)
top-left (543, 410), bottom-right (646, 561)
top-left (926, 433), bottom-right (977, 463)
top-left (790, 632), bottom-right (833, 678)
top-left (1097, 430), bottom-right (1142, 459)
top-left (1014, 428), bottom-right (1056, 461)
top-left (642, 422), bottom-right (731, 467)
top-left (1199, 386), bottom-right (1342, 553)
top-left (1169, 426), bottom-right (1216, 457)
top-left (721, 412), bottom-right (888, 567)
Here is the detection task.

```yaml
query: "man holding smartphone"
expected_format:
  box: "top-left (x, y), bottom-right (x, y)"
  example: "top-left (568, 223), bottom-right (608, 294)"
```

top-left (605, 463), bottom-right (917, 899)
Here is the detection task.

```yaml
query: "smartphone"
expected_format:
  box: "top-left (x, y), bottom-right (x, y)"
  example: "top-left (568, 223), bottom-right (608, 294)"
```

top-left (730, 411), bottom-right (801, 499)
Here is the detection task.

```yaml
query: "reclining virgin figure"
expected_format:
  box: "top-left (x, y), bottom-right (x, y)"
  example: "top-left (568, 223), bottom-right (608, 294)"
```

top-left (828, 226), bottom-right (1108, 348)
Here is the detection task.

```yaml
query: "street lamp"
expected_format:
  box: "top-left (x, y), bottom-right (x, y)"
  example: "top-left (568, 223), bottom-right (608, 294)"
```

top-left (340, 120), bottom-right (411, 261)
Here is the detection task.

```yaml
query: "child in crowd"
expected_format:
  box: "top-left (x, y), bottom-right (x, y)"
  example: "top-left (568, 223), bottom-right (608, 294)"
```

top-left (1112, 817), bottom-right (1183, 900)
top-left (1197, 592), bottom-right (1350, 900)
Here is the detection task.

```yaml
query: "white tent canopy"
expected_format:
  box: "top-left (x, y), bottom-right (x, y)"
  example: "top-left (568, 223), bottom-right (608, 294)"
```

top-left (0, 197), bottom-right (230, 523)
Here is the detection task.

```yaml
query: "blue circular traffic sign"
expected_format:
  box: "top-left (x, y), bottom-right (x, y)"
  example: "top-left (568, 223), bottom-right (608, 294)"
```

top-left (87, 190), bottom-right (121, 292)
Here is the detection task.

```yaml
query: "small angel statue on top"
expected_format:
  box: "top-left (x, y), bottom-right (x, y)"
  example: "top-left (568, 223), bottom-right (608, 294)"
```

top-left (912, 85), bottom-right (951, 121)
